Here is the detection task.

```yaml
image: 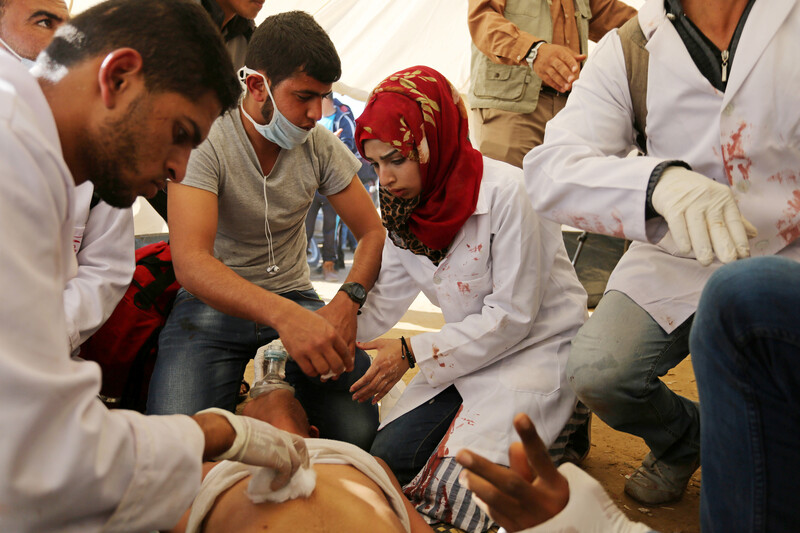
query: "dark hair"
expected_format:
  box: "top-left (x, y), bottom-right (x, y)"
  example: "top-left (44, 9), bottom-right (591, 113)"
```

top-left (245, 11), bottom-right (340, 87)
top-left (42, 0), bottom-right (240, 112)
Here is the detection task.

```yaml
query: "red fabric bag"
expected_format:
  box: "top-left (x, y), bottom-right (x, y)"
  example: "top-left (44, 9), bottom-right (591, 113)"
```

top-left (79, 240), bottom-right (179, 412)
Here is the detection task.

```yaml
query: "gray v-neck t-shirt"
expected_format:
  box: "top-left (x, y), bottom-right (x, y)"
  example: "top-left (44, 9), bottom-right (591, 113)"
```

top-left (182, 109), bottom-right (361, 293)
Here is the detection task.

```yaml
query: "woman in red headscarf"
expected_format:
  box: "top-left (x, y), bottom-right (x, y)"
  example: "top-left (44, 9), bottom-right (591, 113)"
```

top-left (351, 66), bottom-right (587, 531)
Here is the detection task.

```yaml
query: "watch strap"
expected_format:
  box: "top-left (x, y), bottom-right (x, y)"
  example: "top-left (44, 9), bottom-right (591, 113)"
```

top-left (338, 281), bottom-right (366, 308)
top-left (526, 40), bottom-right (547, 68)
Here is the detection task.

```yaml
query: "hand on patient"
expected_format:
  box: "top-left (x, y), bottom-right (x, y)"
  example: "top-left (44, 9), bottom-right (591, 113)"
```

top-left (274, 303), bottom-right (352, 379)
top-left (455, 414), bottom-right (569, 531)
top-left (197, 407), bottom-right (309, 491)
top-left (350, 338), bottom-right (410, 404)
top-left (316, 293), bottom-right (361, 363)
top-left (652, 166), bottom-right (758, 266)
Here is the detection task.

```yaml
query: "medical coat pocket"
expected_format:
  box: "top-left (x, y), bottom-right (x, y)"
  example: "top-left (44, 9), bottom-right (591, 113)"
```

top-left (447, 270), bottom-right (492, 317)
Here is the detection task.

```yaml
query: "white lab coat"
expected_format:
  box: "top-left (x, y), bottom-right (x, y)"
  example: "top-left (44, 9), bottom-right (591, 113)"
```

top-left (525, 0), bottom-right (800, 333)
top-left (0, 51), bottom-right (204, 532)
top-left (357, 158), bottom-right (587, 465)
top-left (64, 182), bottom-right (135, 353)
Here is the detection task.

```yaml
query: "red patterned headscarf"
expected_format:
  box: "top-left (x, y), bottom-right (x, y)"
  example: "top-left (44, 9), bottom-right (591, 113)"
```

top-left (355, 66), bottom-right (483, 264)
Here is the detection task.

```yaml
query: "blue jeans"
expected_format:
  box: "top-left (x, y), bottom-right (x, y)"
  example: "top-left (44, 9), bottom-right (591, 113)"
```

top-left (567, 290), bottom-right (700, 465)
top-left (370, 385), bottom-right (463, 486)
top-left (691, 257), bottom-right (800, 533)
top-left (147, 288), bottom-right (378, 450)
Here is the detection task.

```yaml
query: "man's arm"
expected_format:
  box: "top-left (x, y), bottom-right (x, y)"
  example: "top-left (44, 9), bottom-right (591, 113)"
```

top-left (468, 0), bottom-right (588, 92)
top-left (168, 181), bottom-right (351, 376)
top-left (456, 414), bottom-right (652, 533)
top-left (588, 0), bottom-right (638, 42)
top-left (320, 177), bottom-right (386, 354)
top-left (524, 31), bottom-right (661, 243)
top-left (468, 0), bottom-right (538, 65)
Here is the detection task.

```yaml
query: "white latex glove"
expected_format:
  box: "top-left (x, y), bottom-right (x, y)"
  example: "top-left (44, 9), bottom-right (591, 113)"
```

top-left (198, 408), bottom-right (309, 490)
top-left (651, 166), bottom-right (758, 266)
top-left (508, 463), bottom-right (651, 533)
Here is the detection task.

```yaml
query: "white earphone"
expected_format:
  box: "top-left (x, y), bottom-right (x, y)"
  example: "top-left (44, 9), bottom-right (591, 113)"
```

top-left (263, 175), bottom-right (280, 275)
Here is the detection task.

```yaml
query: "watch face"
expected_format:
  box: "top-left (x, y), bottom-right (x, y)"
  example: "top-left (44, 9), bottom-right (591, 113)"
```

top-left (342, 282), bottom-right (366, 304)
top-left (352, 284), bottom-right (366, 300)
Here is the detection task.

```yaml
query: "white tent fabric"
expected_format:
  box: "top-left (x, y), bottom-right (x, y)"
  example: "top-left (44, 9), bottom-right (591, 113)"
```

top-left (257, 0), bottom-right (473, 100)
top-left (69, 0), bottom-right (642, 235)
top-left (71, 0), bottom-right (474, 100)
top-left (72, 0), bottom-right (641, 101)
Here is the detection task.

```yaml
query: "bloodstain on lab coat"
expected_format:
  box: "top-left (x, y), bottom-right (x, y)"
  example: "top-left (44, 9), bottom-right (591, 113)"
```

top-left (776, 190), bottom-right (800, 244)
top-left (432, 345), bottom-right (446, 367)
top-left (768, 170), bottom-right (798, 185)
top-left (722, 122), bottom-right (753, 184)
top-left (565, 211), bottom-right (624, 239)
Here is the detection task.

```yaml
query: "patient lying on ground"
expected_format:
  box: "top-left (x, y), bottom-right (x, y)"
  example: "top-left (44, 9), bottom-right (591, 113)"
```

top-left (167, 389), bottom-right (433, 533)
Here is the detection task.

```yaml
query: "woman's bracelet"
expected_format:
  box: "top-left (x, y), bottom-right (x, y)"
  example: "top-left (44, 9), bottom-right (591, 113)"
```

top-left (400, 336), bottom-right (416, 369)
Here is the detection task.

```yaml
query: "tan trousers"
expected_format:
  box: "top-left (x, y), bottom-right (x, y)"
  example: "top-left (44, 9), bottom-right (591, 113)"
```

top-left (469, 91), bottom-right (568, 168)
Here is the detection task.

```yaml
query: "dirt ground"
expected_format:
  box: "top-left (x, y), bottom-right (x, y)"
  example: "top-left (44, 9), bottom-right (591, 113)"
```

top-left (249, 263), bottom-right (702, 532)
top-left (583, 357), bottom-right (700, 533)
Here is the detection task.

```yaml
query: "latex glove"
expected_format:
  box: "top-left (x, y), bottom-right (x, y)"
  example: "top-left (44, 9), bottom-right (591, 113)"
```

top-left (198, 408), bottom-right (309, 490)
top-left (652, 166), bottom-right (758, 266)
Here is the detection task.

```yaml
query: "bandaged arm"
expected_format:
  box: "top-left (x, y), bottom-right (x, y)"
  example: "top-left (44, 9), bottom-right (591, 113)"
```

top-left (511, 464), bottom-right (656, 533)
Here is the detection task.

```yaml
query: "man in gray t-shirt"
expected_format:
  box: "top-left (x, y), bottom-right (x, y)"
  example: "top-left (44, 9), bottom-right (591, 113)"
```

top-left (147, 12), bottom-right (385, 451)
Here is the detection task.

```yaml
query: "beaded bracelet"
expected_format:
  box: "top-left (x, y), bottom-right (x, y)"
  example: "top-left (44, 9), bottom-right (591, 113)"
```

top-left (400, 336), bottom-right (416, 369)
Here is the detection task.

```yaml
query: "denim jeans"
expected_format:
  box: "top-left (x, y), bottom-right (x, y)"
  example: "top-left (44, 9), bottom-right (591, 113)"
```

top-left (691, 257), bottom-right (800, 532)
top-left (147, 288), bottom-right (378, 450)
top-left (370, 385), bottom-right (463, 486)
top-left (305, 192), bottom-right (337, 262)
top-left (567, 290), bottom-right (700, 465)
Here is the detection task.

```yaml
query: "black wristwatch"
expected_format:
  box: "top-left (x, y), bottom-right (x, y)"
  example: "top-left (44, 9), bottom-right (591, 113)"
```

top-left (338, 282), bottom-right (367, 308)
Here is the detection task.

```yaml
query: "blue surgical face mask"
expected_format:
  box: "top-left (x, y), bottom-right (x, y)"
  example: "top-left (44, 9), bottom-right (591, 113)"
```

top-left (238, 66), bottom-right (313, 150)
top-left (0, 36), bottom-right (36, 70)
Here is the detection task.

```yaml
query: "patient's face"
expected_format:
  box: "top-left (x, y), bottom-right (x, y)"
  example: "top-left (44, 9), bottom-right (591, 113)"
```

top-left (242, 390), bottom-right (317, 438)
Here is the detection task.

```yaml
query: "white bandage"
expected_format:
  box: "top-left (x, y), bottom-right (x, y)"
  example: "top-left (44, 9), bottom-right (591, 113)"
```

top-left (507, 463), bottom-right (652, 533)
top-left (246, 464), bottom-right (317, 503)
